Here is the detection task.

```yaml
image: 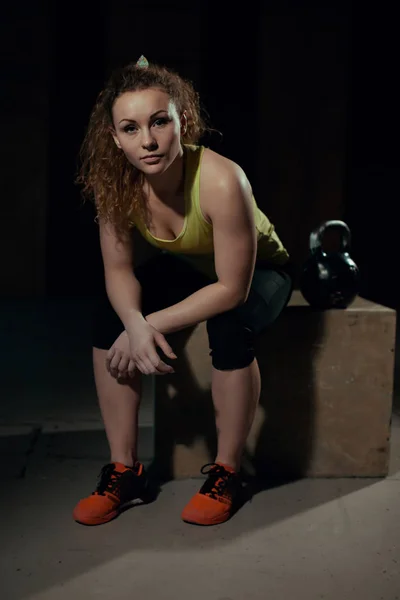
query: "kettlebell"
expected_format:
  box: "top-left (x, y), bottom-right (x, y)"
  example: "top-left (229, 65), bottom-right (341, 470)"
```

top-left (300, 220), bottom-right (360, 309)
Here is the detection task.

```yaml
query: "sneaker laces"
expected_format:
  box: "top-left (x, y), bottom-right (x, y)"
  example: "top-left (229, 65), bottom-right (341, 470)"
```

top-left (200, 463), bottom-right (236, 500)
top-left (94, 463), bottom-right (124, 497)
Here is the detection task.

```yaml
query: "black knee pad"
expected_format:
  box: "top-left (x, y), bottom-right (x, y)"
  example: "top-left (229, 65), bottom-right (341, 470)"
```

top-left (206, 312), bottom-right (255, 371)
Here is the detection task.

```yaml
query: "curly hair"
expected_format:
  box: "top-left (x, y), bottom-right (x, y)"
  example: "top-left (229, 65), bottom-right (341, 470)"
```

top-left (76, 60), bottom-right (209, 239)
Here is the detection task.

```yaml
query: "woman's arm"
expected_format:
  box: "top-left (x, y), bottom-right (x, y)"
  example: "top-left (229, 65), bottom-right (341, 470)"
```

top-left (100, 220), bottom-right (177, 374)
top-left (146, 164), bottom-right (257, 335)
top-left (99, 220), bottom-right (146, 331)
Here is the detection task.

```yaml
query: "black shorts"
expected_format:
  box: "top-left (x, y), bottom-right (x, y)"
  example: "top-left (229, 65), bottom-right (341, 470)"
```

top-left (92, 252), bottom-right (293, 370)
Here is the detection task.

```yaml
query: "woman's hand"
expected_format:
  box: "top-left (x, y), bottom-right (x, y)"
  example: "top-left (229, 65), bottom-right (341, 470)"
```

top-left (127, 316), bottom-right (177, 375)
top-left (106, 315), bottom-right (177, 379)
top-left (106, 330), bottom-right (137, 380)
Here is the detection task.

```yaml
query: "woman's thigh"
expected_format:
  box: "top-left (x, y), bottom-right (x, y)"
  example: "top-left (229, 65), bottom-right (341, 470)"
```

top-left (234, 263), bottom-right (293, 335)
top-left (205, 264), bottom-right (292, 370)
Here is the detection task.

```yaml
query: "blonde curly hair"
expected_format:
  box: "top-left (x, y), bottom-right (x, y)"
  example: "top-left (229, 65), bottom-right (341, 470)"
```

top-left (76, 60), bottom-right (209, 239)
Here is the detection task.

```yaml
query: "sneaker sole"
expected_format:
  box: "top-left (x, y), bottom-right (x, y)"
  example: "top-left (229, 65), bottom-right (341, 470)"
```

top-left (182, 494), bottom-right (245, 526)
top-left (182, 510), bottom-right (232, 526)
top-left (74, 509), bottom-right (119, 526)
top-left (74, 498), bottom-right (146, 526)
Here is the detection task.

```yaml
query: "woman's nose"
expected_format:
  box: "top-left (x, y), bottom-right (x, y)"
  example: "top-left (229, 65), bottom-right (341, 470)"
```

top-left (141, 129), bottom-right (158, 151)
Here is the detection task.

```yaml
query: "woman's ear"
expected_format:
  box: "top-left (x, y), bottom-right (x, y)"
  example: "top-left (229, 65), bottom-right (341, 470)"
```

top-left (109, 127), bottom-right (122, 149)
top-left (180, 111), bottom-right (188, 136)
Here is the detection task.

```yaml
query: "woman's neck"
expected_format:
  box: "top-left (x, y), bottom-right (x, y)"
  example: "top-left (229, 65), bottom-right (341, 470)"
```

top-left (143, 147), bottom-right (185, 204)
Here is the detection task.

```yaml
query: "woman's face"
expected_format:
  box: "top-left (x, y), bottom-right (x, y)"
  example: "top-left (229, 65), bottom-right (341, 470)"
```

top-left (111, 87), bottom-right (186, 175)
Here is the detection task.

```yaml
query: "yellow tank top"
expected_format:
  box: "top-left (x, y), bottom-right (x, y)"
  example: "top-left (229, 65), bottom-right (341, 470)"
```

top-left (133, 145), bottom-right (289, 279)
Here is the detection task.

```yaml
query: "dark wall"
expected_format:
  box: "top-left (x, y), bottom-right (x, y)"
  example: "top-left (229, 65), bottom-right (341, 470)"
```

top-left (344, 4), bottom-right (398, 309)
top-left (45, 3), bottom-right (106, 297)
top-left (255, 2), bottom-right (350, 271)
top-left (1, 3), bottom-right (49, 296)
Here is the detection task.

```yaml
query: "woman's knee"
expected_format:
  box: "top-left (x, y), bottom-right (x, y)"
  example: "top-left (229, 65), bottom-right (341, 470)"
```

top-left (206, 313), bottom-right (255, 371)
top-left (238, 269), bottom-right (293, 335)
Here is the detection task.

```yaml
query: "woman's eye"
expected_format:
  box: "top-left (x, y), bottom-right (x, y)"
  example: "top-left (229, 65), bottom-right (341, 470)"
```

top-left (124, 125), bottom-right (137, 133)
top-left (153, 118), bottom-right (169, 127)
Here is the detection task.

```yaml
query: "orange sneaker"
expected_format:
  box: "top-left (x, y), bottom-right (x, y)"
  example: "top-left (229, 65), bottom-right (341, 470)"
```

top-left (181, 462), bottom-right (243, 526)
top-left (73, 461), bottom-right (153, 526)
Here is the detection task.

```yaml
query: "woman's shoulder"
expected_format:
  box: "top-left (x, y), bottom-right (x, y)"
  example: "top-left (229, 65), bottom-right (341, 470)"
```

top-left (199, 147), bottom-right (249, 194)
top-left (195, 147), bottom-right (253, 222)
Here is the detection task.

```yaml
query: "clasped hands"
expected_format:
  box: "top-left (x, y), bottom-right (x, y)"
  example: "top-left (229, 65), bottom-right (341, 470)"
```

top-left (106, 314), bottom-right (176, 380)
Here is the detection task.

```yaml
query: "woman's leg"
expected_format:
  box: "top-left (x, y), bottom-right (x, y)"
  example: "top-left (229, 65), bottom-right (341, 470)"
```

top-left (90, 252), bottom-right (211, 468)
top-left (93, 347), bottom-right (141, 467)
top-left (180, 352), bottom-right (261, 525)
top-left (211, 359), bottom-right (261, 472)
top-left (208, 267), bottom-right (293, 472)
top-left (73, 267), bottom-right (151, 525)
top-left (73, 350), bottom-right (147, 525)
top-left (181, 268), bottom-right (292, 525)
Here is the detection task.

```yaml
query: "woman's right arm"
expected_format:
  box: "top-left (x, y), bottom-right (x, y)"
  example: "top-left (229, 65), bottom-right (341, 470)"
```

top-left (99, 219), bottom-right (143, 330)
top-left (99, 220), bottom-right (176, 375)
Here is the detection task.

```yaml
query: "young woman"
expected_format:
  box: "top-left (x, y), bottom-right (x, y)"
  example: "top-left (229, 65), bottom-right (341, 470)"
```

top-left (73, 56), bottom-right (292, 527)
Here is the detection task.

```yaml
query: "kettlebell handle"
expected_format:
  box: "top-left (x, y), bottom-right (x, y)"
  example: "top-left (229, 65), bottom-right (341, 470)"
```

top-left (309, 220), bottom-right (352, 255)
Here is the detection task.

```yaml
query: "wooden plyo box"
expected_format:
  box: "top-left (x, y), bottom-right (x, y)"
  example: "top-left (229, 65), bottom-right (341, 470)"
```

top-left (153, 292), bottom-right (396, 480)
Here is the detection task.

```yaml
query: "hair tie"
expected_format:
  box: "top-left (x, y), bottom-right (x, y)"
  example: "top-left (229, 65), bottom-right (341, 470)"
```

top-left (136, 55), bottom-right (149, 68)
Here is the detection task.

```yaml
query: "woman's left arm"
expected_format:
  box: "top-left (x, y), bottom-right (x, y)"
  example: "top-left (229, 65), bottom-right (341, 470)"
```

top-left (145, 166), bottom-right (257, 335)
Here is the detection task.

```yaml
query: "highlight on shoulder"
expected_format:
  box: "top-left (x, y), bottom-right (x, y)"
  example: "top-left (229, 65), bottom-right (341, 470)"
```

top-left (200, 147), bottom-right (253, 198)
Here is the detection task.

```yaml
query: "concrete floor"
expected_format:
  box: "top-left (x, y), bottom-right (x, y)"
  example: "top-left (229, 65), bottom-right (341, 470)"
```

top-left (1, 298), bottom-right (400, 599)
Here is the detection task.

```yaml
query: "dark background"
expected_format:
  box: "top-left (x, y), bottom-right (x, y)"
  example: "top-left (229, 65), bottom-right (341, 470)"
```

top-left (1, 0), bottom-right (397, 309)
